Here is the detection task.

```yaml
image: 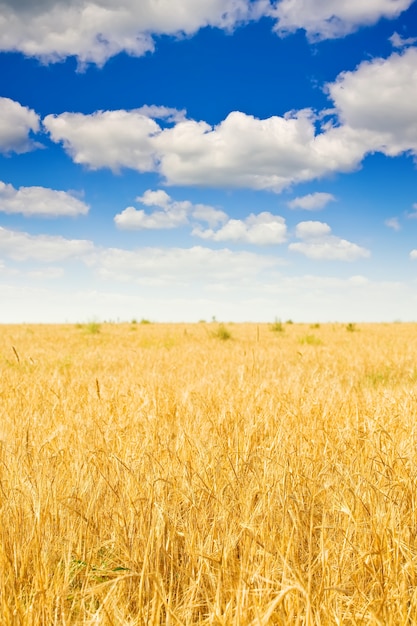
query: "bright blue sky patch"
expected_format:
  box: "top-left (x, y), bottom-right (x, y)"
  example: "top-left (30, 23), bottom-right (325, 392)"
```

top-left (1, 0), bottom-right (417, 322)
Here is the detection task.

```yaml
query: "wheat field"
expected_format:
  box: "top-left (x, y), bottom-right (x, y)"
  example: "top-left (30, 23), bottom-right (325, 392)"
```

top-left (1, 321), bottom-right (417, 625)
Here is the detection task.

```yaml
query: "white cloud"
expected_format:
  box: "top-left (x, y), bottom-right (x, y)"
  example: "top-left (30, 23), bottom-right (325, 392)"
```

top-left (88, 245), bottom-right (278, 285)
top-left (137, 189), bottom-right (172, 207)
top-left (269, 0), bottom-right (413, 40)
top-left (327, 46), bottom-right (417, 158)
top-left (289, 239), bottom-right (370, 261)
top-left (114, 189), bottom-right (227, 230)
top-left (0, 227), bottom-right (94, 262)
top-left (0, 0), bottom-right (411, 66)
top-left (115, 205), bottom-right (189, 230)
top-left (0, 181), bottom-right (89, 217)
top-left (294, 220), bottom-right (332, 238)
top-left (191, 204), bottom-right (228, 228)
top-left (44, 109), bottom-right (161, 172)
top-left (44, 46), bottom-right (417, 192)
top-left (0, 97), bottom-right (40, 154)
top-left (0, 0), bottom-right (262, 65)
top-left (134, 105), bottom-right (187, 123)
top-left (192, 212), bottom-right (287, 245)
top-left (0, 223), bottom-right (283, 302)
top-left (154, 109), bottom-right (337, 190)
top-left (46, 107), bottom-right (362, 192)
top-left (289, 220), bottom-right (370, 261)
top-left (410, 250), bottom-right (417, 260)
top-left (288, 192), bottom-right (336, 210)
top-left (385, 217), bottom-right (401, 231)
top-left (389, 31), bottom-right (417, 49)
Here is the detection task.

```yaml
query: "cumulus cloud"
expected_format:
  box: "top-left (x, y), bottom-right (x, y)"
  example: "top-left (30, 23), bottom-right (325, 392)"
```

top-left (114, 189), bottom-right (227, 230)
top-left (44, 46), bottom-right (417, 191)
top-left (0, 97), bottom-right (40, 154)
top-left (289, 220), bottom-right (370, 261)
top-left (385, 217), bottom-right (401, 231)
top-left (0, 0), bottom-right (262, 65)
top-left (45, 107), bottom-right (363, 191)
top-left (44, 109), bottom-right (161, 172)
top-left (192, 212), bottom-right (287, 245)
top-left (0, 226), bottom-right (94, 262)
top-left (288, 192), bottom-right (336, 210)
top-left (138, 189), bottom-right (171, 207)
top-left (269, 0), bottom-right (413, 40)
top-left (410, 250), bottom-right (417, 260)
top-left (294, 220), bottom-right (332, 239)
top-left (327, 46), bottom-right (417, 158)
top-left (115, 205), bottom-right (189, 230)
top-left (154, 109), bottom-right (341, 189)
top-left (0, 181), bottom-right (89, 217)
top-left (0, 0), bottom-right (412, 65)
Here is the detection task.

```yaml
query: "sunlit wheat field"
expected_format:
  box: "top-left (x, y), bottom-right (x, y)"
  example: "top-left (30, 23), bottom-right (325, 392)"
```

top-left (1, 322), bottom-right (417, 625)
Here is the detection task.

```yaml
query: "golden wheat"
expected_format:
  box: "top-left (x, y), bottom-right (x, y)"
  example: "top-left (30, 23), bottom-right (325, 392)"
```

top-left (1, 322), bottom-right (417, 624)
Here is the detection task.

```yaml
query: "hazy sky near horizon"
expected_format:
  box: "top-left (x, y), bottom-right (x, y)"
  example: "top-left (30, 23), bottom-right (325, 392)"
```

top-left (1, 0), bottom-right (417, 322)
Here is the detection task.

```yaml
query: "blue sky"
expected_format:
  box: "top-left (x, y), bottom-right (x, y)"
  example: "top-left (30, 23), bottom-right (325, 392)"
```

top-left (1, 0), bottom-right (417, 323)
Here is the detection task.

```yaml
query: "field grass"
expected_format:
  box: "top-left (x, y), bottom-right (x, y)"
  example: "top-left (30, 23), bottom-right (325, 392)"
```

top-left (1, 322), bottom-right (417, 624)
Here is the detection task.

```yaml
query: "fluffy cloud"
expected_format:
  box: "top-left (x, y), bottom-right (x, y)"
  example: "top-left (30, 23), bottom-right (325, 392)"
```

top-left (0, 97), bottom-right (40, 154)
top-left (0, 0), bottom-right (412, 65)
top-left (192, 212), bottom-right (287, 245)
top-left (269, 0), bottom-right (413, 40)
top-left (410, 250), bottom-right (417, 260)
top-left (0, 227), bottom-right (94, 262)
top-left (43, 46), bottom-right (417, 192)
top-left (114, 189), bottom-right (227, 230)
top-left (289, 220), bottom-right (370, 261)
top-left (327, 46), bottom-right (417, 158)
top-left (44, 109), bottom-right (161, 171)
top-left (115, 205), bottom-right (188, 230)
top-left (45, 107), bottom-right (363, 191)
top-left (138, 189), bottom-right (171, 207)
top-left (294, 220), bottom-right (331, 238)
top-left (288, 192), bottom-right (336, 210)
top-left (154, 110), bottom-right (339, 189)
top-left (0, 0), bottom-right (262, 65)
top-left (0, 181), bottom-right (89, 217)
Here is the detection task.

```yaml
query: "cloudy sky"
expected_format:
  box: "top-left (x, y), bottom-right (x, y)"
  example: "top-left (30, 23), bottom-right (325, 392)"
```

top-left (1, 0), bottom-right (417, 323)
